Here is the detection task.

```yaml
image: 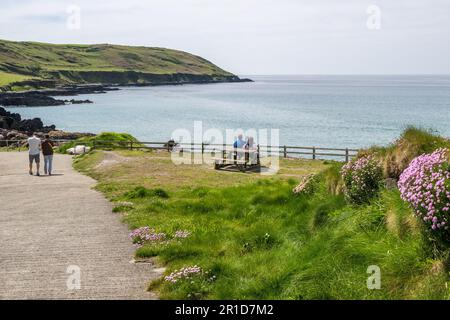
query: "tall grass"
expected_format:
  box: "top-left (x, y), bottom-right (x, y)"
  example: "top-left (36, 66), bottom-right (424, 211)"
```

top-left (115, 176), bottom-right (448, 299)
top-left (363, 126), bottom-right (450, 178)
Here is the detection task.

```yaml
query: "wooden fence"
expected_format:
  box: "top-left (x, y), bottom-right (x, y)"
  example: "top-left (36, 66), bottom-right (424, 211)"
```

top-left (1, 139), bottom-right (359, 161)
top-left (92, 140), bottom-right (359, 162)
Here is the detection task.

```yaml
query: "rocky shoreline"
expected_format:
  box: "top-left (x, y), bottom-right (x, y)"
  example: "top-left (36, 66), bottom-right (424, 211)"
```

top-left (0, 106), bottom-right (93, 146)
top-left (0, 85), bottom-right (116, 107)
top-left (0, 76), bottom-right (252, 107)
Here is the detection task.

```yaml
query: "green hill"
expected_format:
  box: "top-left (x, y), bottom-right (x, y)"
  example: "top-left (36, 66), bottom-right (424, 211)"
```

top-left (0, 39), bottom-right (244, 91)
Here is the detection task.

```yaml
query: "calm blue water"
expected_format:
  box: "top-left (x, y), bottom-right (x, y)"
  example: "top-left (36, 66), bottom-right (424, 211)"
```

top-left (6, 75), bottom-right (450, 149)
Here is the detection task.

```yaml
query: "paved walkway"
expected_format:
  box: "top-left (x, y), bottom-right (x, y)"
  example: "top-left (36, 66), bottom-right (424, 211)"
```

top-left (0, 152), bottom-right (162, 299)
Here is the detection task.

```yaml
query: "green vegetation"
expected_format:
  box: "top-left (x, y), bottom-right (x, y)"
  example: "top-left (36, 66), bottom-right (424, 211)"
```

top-left (72, 127), bottom-right (450, 300)
top-left (57, 132), bottom-right (141, 154)
top-left (0, 39), bottom-right (237, 90)
top-left (363, 126), bottom-right (450, 179)
top-left (0, 71), bottom-right (33, 87)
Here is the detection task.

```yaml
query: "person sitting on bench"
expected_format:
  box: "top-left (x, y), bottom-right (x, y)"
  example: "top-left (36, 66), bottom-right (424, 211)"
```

top-left (233, 134), bottom-right (246, 149)
top-left (245, 136), bottom-right (257, 164)
top-left (231, 134), bottom-right (245, 162)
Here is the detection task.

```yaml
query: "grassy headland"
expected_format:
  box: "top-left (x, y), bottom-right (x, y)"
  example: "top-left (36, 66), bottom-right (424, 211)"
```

top-left (0, 39), bottom-right (244, 91)
top-left (72, 128), bottom-right (450, 300)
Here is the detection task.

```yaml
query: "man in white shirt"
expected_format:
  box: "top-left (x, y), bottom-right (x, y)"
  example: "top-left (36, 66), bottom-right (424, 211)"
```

top-left (27, 132), bottom-right (41, 176)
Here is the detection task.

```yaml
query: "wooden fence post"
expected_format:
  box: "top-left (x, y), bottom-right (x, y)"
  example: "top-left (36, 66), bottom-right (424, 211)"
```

top-left (312, 147), bottom-right (316, 160)
top-left (130, 141), bottom-right (133, 150)
top-left (257, 144), bottom-right (260, 165)
top-left (201, 142), bottom-right (204, 155)
top-left (283, 145), bottom-right (287, 158)
top-left (345, 148), bottom-right (349, 163)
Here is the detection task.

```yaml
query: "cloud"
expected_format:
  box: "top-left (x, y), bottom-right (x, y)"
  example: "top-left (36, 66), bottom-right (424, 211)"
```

top-left (0, 0), bottom-right (449, 74)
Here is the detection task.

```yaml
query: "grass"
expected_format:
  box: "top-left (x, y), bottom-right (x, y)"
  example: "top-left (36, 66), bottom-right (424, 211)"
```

top-left (0, 39), bottom-right (235, 90)
top-left (0, 71), bottom-right (34, 87)
top-left (73, 146), bottom-right (450, 300)
top-left (363, 126), bottom-right (450, 179)
top-left (57, 132), bottom-right (141, 154)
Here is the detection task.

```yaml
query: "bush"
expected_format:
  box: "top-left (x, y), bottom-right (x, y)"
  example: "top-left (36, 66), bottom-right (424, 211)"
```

top-left (341, 156), bottom-right (383, 204)
top-left (398, 148), bottom-right (450, 240)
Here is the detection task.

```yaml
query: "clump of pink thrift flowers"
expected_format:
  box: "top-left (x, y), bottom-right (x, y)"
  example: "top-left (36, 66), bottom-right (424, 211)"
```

top-left (129, 227), bottom-right (166, 245)
top-left (164, 265), bottom-right (202, 283)
top-left (174, 230), bottom-right (191, 238)
top-left (398, 148), bottom-right (450, 234)
top-left (341, 155), bottom-right (383, 204)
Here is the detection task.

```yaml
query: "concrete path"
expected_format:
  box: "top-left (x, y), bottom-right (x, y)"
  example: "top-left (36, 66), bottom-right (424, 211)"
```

top-left (0, 152), bottom-right (161, 299)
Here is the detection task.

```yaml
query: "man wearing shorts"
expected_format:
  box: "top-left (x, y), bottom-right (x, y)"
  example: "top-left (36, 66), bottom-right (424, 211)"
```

top-left (27, 132), bottom-right (41, 176)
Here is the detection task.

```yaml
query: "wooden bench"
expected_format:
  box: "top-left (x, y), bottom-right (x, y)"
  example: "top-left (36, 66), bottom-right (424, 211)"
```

top-left (213, 147), bottom-right (261, 172)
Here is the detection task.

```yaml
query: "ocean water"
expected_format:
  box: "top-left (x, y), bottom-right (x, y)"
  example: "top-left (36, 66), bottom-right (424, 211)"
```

top-left (7, 75), bottom-right (450, 149)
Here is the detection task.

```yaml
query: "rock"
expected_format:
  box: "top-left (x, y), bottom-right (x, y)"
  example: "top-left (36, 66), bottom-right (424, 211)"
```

top-left (293, 174), bottom-right (317, 195)
top-left (64, 99), bottom-right (93, 104)
top-left (0, 107), bottom-right (56, 133)
top-left (0, 107), bottom-right (22, 129)
top-left (0, 94), bottom-right (65, 107)
top-left (48, 130), bottom-right (95, 140)
top-left (0, 129), bottom-right (27, 147)
top-left (0, 116), bottom-right (15, 129)
top-left (0, 108), bottom-right (92, 146)
top-left (67, 145), bottom-right (91, 155)
top-left (0, 85), bottom-right (117, 107)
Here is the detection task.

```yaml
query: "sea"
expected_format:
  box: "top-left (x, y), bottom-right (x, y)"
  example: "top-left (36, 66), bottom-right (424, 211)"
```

top-left (6, 75), bottom-right (450, 149)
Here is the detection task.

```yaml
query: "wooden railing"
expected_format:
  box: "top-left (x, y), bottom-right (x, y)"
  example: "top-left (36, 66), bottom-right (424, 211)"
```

top-left (92, 140), bottom-right (359, 161)
top-left (1, 139), bottom-right (359, 161)
top-left (0, 139), bottom-right (73, 151)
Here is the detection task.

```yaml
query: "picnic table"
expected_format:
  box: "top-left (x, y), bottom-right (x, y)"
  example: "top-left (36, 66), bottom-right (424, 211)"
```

top-left (213, 146), bottom-right (261, 172)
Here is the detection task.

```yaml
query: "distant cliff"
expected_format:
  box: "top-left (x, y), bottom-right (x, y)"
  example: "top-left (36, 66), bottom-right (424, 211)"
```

top-left (0, 39), bottom-right (251, 92)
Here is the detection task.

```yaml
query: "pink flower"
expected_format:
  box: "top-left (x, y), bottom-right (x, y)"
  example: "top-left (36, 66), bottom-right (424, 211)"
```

top-left (398, 148), bottom-right (450, 234)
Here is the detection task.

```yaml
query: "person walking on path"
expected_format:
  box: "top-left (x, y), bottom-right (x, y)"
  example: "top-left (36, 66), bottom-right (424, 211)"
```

top-left (41, 134), bottom-right (54, 175)
top-left (27, 132), bottom-right (41, 176)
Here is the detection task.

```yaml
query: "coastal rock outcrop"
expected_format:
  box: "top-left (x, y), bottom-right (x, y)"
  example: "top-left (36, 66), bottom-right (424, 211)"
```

top-left (0, 85), bottom-right (115, 107)
top-left (0, 107), bottom-right (92, 147)
top-left (0, 107), bottom-right (55, 132)
top-left (0, 93), bottom-right (65, 107)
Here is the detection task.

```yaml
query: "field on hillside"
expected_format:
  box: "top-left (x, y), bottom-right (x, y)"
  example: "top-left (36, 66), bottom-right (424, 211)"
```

top-left (0, 71), bottom-right (33, 87)
top-left (73, 135), bottom-right (450, 299)
top-left (0, 39), bottom-right (233, 88)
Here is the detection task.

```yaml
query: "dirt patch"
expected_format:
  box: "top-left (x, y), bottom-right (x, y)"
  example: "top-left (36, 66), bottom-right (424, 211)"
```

top-left (95, 151), bottom-right (131, 169)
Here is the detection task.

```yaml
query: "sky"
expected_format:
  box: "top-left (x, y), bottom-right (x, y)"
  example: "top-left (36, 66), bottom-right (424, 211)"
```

top-left (1, 0), bottom-right (450, 75)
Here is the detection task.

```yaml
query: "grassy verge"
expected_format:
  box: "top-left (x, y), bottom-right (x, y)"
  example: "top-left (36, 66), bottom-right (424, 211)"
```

top-left (0, 71), bottom-right (34, 87)
top-left (74, 147), bottom-right (449, 300)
